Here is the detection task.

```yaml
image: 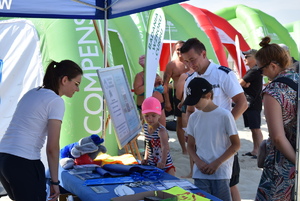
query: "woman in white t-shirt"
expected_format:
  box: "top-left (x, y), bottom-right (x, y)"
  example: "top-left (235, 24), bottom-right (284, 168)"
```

top-left (0, 60), bottom-right (83, 201)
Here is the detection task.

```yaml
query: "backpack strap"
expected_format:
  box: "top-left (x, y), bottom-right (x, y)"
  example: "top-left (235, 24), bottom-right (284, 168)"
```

top-left (272, 77), bottom-right (298, 92)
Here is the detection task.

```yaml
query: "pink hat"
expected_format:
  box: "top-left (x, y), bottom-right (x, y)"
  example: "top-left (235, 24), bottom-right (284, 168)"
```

top-left (142, 97), bottom-right (161, 115)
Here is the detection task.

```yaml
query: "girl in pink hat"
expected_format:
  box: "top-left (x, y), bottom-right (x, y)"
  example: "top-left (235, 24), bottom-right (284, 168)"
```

top-left (141, 97), bottom-right (175, 176)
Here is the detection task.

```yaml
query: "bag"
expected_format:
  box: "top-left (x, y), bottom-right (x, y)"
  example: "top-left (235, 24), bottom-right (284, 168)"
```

top-left (257, 139), bottom-right (267, 168)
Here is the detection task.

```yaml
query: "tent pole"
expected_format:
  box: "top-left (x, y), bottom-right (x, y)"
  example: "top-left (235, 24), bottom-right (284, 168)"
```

top-left (295, 55), bottom-right (300, 200)
top-left (92, 21), bottom-right (110, 68)
top-left (104, 0), bottom-right (108, 69)
top-left (168, 23), bottom-right (173, 61)
top-left (102, 0), bottom-right (108, 140)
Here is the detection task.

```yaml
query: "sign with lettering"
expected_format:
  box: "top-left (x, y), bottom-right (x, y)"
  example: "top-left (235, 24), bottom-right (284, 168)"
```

top-left (97, 65), bottom-right (141, 149)
top-left (144, 8), bottom-right (165, 98)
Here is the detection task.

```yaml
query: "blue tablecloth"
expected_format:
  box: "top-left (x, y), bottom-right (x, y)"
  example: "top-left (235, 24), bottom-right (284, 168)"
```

top-left (61, 169), bottom-right (222, 201)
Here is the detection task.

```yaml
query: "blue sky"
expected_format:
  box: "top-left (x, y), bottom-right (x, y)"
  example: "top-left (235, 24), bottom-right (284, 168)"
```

top-left (185, 0), bottom-right (299, 25)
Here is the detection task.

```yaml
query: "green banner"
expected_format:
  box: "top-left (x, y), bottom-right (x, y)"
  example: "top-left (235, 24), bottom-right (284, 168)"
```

top-left (285, 21), bottom-right (300, 58)
top-left (215, 5), bottom-right (298, 58)
top-left (107, 15), bottom-right (145, 87)
top-left (132, 4), bottom-right (218, 64)
top-left (30, 18), bottom-right (119, 155)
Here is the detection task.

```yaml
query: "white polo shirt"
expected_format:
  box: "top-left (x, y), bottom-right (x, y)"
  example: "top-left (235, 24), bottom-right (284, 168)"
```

top-left (184, 62), bottom-right (243, 110)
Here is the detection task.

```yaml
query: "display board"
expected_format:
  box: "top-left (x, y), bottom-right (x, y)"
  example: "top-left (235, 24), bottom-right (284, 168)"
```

top-left (97, 65), bottom-right (141, 149)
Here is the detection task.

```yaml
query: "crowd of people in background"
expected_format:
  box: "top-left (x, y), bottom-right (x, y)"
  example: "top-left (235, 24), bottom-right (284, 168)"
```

top-left (134, 37), bottom-right (299, 201)
top-left (0, 34), bottom-right (297, 201)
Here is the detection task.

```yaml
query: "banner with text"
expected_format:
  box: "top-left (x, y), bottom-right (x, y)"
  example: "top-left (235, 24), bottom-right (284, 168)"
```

top-left (145, 8), bottom-right (165, 98)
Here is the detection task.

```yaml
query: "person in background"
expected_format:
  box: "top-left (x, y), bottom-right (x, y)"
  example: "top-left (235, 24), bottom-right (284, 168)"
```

top-left (0, 60), bottom-right (83, 201)
top-left (240, 49), bottom-right (263, 159)
top-left (185, 77), bottom-right (240, 201)
top-left (133, 55), bottom-right (166, 127)
top-left (175, 67), bottom-right (194, 178)
top-left (181, 38), bottom-right (248, 201)
top-left (176, 68), bottom-right (194, 133)
top-left (163, 40), bottom-right (189, 155)
top-left (278, 43), bottom-right (299, 72)
top-left (141, 97), bottom-right (175, 176)
top-left (255, 36), bottom-right (298, 200)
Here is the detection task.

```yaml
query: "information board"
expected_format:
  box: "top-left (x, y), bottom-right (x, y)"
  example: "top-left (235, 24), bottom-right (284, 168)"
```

top-left (97, 65), bottom-right (142, 149)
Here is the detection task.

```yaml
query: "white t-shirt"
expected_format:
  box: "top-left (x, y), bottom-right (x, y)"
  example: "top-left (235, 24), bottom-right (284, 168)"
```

top-left (184, 62), bottom-right (243, 110)
top-left (185, 62), bottom-right (242, 179)
top-left (187, 107), bottom-right (238, 179)
top-left (0, 88), bottom-right (65, 160)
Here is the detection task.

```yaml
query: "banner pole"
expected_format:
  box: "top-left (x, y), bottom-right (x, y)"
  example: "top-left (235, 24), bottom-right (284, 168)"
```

top-left (92, 0), bottom-right (110, 139)
top-left (295, 57), bottom-right (300, 200)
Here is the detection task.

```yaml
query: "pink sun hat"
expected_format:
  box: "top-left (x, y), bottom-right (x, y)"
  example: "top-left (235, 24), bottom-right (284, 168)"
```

top-left (141, 97), bottom-right (161, 115)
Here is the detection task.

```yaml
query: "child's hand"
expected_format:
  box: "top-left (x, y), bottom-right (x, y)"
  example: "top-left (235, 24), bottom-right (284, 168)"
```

top-left (196, 160), bottom-right (209, 174)
top-left (202, 161), bottom-right (220, 175)
top-left (202, 164), bottom-right (216, 175)
top-left (156, 162), bottom-right (165, 169)
top-left (207, 160), bottom-right (221, 173)
top-left (141, 159), bottom-right (148, 165)
top-left (177, 102), bottom-right (183, 110)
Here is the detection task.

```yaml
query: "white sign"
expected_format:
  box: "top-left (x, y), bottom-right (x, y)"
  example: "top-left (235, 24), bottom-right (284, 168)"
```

top-left (97, 65), bottom-right (141, 149)
top-left (145, 8), bottom-right (166, 98)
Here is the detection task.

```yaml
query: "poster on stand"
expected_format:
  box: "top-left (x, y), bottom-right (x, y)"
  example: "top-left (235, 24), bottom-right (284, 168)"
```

top-left (97, 65), bottom-right (141, 149)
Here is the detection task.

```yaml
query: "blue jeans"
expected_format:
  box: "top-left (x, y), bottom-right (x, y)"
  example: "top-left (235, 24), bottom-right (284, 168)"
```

top-left (194, 178), bottom-right (232, 201)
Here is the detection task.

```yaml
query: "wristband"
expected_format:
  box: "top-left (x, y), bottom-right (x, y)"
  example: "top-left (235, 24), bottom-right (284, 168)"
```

top-left (50, 179), bottom-right (60, 185)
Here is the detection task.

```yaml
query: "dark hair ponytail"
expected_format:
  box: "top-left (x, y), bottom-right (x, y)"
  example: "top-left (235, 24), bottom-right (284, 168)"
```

top-left (42, 60), bottom-right (83, 94)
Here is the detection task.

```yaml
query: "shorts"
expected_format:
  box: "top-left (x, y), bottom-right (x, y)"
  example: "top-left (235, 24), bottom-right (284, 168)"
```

top-left (194, 179), bottom-right (231, 201)
top-left (173, 97), bottom-right (182, 117)
top-left (230, 154), bottom-right (240, 187)
top-left (243, 109), bottom-right (261, 129)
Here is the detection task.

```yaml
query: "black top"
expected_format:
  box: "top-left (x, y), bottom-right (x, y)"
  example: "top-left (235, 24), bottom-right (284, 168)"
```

top-left (242, 66), bottom-right (263, 111)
